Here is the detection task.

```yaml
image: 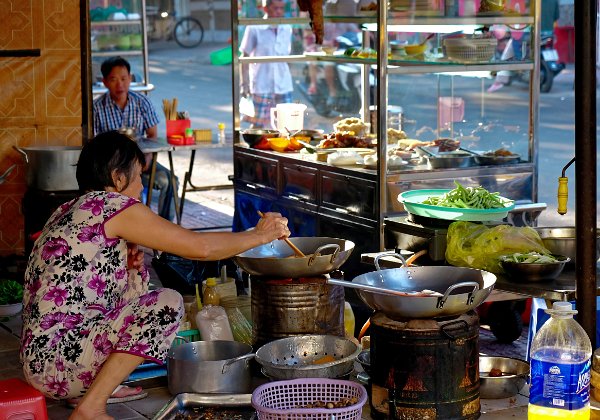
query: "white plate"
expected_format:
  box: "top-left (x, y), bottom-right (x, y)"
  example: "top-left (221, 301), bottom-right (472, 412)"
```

top-left (316, 147), bottom-right (375, 155)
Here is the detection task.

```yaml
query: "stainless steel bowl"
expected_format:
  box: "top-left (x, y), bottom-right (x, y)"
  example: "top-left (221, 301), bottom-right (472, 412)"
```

top-left (534, 227), bottom-right (600, 264)
top-left (356, 349), bottom-right (371, 375)
top-left (240, 129), bottom-right (280, 147)
top-left (500, 254), bottom-right (570, 282)
top-left (255, 335), bottom-right (361, 380)
top-left (479, 356), bottom-right (529, 399)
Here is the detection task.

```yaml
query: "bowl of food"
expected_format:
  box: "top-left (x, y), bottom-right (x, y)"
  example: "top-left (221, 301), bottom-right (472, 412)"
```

top-left (404, 43), bottom-right (427, 55)
top-left (480, 356), bottom-right (529, 399)
top-left (322, 45), bottom-right (337, 55)
top-left (268, 137), bottom-right (291, 152)
top-left (500, 252), bottom-right (570, 282)
top-left (241, 129), bottom-right (280, 147)
top-left (534, 227), bottom-right (600, 264)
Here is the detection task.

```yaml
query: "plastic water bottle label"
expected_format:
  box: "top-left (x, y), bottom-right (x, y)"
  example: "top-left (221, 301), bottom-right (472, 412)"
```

top-left (530, 358), bottom-right (591, 410)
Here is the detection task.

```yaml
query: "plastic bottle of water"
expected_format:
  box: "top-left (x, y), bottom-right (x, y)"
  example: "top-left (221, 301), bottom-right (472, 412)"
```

top-left (529, 301), bottom-right (592, 419)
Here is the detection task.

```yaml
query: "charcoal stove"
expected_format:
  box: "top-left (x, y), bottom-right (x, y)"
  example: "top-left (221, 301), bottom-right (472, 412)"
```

top-left (249, 274), bottom-right (345, 349)
top-left (369, 311), bottom-right (480, 420)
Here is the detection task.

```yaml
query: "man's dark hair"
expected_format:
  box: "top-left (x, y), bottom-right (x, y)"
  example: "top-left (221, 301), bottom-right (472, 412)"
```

top-left (77, 131), bottom-right (145, 193)
top-left (100, 56), bottom-right (131, 78)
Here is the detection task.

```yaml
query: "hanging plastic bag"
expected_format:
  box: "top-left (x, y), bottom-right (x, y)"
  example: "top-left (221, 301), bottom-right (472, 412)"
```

top-left (445, 221), bottom-right (550, 274)
top-left (239, 95), bottom-right (255, 118)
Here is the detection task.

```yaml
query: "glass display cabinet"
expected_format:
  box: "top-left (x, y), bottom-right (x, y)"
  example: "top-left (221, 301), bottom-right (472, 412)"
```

top-left (89, 0), bottom-right (151, 96)
top-left (231, 0), bottom-right (541, 276)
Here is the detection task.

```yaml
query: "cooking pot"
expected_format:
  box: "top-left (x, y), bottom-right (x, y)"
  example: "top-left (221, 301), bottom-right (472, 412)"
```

top-left (233, 237), bottom-right (354, 278)
top-left (416, 147), bottom-right (474, 169)
top-left (14, 146), bottom-right (81, 191)
top-left (167, 339), bottom-right (255, 395)
top-left (328, 252), bottom-right (496, 319)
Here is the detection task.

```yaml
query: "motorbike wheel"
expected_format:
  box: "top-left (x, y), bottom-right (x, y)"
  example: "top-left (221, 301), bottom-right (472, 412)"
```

top-left (540, 59), bottom-right (554, 93)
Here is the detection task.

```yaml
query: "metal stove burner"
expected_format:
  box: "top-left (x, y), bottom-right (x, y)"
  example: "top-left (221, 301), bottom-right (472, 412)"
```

top-left (384, 216), bottom-right (449, 262)
top-left (406, 212), bottom-right (454, 228)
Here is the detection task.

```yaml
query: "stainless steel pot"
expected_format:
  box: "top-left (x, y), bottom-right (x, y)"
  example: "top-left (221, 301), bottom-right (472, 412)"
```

top-left (167, 340), bottom-right (255, 395)
top-left (233, 237), bottom-right (354, 278)
top-left (14, 146), bottom-right (81, 191)
top-left (328, 252), bottom-right (496, 319)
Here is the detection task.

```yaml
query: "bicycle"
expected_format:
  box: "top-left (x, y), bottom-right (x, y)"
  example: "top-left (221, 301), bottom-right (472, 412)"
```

top-left (146, 6), bottom-right (204, 48)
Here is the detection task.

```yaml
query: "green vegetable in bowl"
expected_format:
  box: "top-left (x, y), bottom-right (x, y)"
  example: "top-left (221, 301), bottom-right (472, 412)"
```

top-left (0, 279), bottom-right (23, 305)
top-left (501, 252), bottom-right (559, 264)
top-left (422, 181), bottom-right (511, 210)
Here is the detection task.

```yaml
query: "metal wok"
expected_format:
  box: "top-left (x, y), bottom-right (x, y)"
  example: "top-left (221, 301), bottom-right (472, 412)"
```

top-left (233, 237), bottom-right (354, 278)
top-left (328, 253), bottom-right (496, 319)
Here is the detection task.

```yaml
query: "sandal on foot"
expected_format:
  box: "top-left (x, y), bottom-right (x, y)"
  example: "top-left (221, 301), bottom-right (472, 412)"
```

top-left (66, 385), bottom-right (147, 408)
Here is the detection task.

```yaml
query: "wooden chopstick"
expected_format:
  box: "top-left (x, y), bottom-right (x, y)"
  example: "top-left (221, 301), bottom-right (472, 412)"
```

top-left (257, 211), bottom-right (305, 258)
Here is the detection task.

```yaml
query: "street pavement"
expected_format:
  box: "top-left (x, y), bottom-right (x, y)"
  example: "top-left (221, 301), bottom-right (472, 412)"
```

top-left (145, 39), bottom-right (594, 228)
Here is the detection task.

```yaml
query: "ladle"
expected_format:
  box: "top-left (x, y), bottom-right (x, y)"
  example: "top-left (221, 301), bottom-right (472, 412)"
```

top-left (257, 211), bottom-right (306, 257)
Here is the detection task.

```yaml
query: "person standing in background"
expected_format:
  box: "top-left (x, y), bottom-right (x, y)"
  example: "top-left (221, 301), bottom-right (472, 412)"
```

top-left (303, 22), bottom-right (360, 108)
top-left (93, 56), bottom-right (178, 221)
top-left (239, 0), bottom-right (293, 128)
top-left (540, 0), bottom-right (560, 38)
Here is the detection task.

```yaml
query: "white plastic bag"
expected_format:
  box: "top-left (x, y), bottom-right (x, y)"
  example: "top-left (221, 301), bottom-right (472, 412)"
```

top-left (195, 305), bottom-right (234, 341)
top-left (239, 95), bottom-right (255, 118)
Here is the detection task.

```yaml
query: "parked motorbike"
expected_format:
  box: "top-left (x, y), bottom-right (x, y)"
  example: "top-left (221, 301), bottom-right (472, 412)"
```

top-left (498, 35), bottom-right (564, 93)
top-left (297, 32), bottom-right (373, 117)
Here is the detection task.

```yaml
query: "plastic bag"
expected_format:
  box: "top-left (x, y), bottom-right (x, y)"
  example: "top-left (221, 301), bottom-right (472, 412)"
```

top-left (445, 221), bottom-right (550, 274)
top-left (195, 305), bottom-right (234, 341)
top-left (239, 95), bottom-right (255, 117)
top-left (225, 307), bottom-right (253, 345)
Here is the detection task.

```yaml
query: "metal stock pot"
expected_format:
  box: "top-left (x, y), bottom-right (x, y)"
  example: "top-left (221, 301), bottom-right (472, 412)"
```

top-left (167, 340), bottom-right (255, 395)
top-left (14, 146), bottom-right (81, 191)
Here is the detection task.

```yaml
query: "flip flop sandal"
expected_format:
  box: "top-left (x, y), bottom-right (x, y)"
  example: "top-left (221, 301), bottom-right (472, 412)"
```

top-left (65, 385), bottom-right (147, 408)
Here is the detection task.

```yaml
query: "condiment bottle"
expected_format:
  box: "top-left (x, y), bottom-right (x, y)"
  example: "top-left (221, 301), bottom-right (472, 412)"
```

top-left (203, 277), bottom-right (220, 306)
top-left (217, 123), bottom-right (226, 145)
top-left (529, 301), bottom-right (592, 420)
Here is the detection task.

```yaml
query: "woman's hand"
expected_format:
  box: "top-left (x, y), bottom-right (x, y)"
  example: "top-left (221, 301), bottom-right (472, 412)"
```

top-left (255, 212), bottom-right (290, 242)
top-left (127, 242), bottom-right (145, 272)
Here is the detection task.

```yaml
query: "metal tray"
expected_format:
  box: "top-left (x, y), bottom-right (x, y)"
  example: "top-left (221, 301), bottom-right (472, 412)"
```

top-left (398, 189), bottom-right (515, 221)
top-left (152, 393), bottom-right (255, 420)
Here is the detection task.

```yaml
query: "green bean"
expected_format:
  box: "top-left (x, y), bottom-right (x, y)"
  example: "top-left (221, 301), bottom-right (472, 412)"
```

top-left (421, 181), bottom-right (512, 210)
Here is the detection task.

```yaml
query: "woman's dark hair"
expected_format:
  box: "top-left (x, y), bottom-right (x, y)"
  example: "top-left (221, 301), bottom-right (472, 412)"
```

top-left (77, 131), bottom-right (146, 193)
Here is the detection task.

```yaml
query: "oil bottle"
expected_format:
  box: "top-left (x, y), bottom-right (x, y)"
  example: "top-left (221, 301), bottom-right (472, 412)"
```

top-left (529, 301), bottom-right (592, 419)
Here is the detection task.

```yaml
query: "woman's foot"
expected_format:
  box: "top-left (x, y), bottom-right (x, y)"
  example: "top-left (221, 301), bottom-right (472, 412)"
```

top-left (66, 385), bottom-right (146, 408)
top-left (307, 84), bottom-right (317, 95)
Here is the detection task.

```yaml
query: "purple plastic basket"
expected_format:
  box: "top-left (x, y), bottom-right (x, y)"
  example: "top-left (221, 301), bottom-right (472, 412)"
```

top-left (252, 378), bottom-right (368, 419)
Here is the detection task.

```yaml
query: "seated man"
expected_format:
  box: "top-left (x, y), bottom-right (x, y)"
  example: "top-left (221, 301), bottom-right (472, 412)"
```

top-left (93, 56), bottom-right (178, 220)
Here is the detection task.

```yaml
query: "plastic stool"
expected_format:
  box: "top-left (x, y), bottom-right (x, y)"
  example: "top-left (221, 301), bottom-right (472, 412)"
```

top-left (0, 378), bottom-right (48, 420)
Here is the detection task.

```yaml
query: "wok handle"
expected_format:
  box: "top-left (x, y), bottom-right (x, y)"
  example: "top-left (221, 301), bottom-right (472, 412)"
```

top-left (374, 252), bottom-right (407, 271)
top-left (222, 353), bottom-right (256, 374)
top-left (310, 244), bottom-right (340, 265)
top-left (327, 278), bottom-right (419, 298)
top-left (174, 334), bottom-right (190, 343)
top-left (13, 146), bottom-right (28, 163)
top-left (437, 281), bottom-right (480, 309)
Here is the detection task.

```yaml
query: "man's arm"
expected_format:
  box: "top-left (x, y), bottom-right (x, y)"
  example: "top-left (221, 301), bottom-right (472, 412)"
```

top-left (145, 125), bottom-right (158, 139)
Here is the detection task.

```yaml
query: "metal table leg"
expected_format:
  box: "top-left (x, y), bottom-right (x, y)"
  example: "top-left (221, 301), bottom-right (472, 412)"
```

top-left (167, 151), bottom-right (181, 225)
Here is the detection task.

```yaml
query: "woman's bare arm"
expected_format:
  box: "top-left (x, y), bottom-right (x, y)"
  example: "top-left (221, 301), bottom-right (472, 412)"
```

top-left (104, 203), bottom-right (288, 260)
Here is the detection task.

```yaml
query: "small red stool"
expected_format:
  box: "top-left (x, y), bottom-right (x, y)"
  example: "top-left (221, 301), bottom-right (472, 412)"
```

top-left (0, 379), bottom-right (48, 420)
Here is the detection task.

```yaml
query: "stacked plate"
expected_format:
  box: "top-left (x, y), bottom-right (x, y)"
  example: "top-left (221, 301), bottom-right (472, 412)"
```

top-left (389, 0), bottom-right (443, 13)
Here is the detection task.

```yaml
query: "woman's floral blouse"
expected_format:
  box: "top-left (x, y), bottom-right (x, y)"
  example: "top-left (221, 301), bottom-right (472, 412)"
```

top-left (20, 191), bottom-right (183, 399)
